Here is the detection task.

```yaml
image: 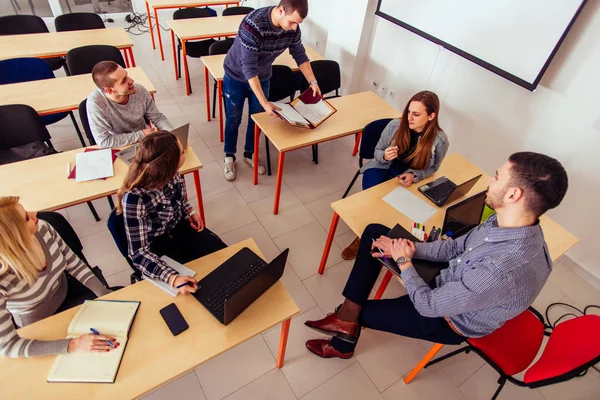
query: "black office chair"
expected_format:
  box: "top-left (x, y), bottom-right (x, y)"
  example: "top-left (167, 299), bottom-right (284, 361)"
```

top-left (107, 209), bottom-right (142, 284)
top-left (0, 15), bottom-right (63, 72)
top-left (66, 45), bottom-right (126, 76)
top-left (300, 60), bottom-right (341, 99)
top-left (222, 6), bottom-right (254, 16)
top-left (342, 118), bottom-right (393, 198)
top-left (55, 12), bottom-right (105, 32)
top-left (173, 8), bottom-right (217, 93)
top-left (208, 38), bottom-right (235, 118)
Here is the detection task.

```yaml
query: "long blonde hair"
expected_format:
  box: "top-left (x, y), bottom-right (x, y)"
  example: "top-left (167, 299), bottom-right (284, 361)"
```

top-left (0, 197), bottom-right (46, 285)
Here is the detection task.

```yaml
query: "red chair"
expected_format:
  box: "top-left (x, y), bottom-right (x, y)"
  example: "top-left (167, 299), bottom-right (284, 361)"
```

top-left (404, 308), bottom-right (600, 400)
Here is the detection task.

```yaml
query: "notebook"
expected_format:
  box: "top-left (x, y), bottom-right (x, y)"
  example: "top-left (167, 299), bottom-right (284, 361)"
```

top-left (74, 148), bottom-right (115, 182)
top-left (383, 186), bottom-right (438, 223)
top-left (47, 300), bottom-right (140, 383)
top-left (274, 88), bottom-right (336, 129)
top-left (68, 148), bottom-right (118, 180)
top-left (143, 255), bottom-right (196, 296)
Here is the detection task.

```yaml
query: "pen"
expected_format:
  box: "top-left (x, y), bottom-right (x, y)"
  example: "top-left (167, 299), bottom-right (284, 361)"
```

top-left (176, 280), bottom-right (198, 289)
top-left (371, 238), bottom-right (389, 262)
top-left (90, 328), bottom-right (116, 348)
top-left (67, 162), bottom-right (70, 177)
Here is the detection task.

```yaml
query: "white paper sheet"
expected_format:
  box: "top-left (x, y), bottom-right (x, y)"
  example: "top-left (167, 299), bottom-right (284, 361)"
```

top-left (383, 186), bottom-right (438, 223)
top-left (274, 102), bottom-right (310, 126)
top-left (293, 99), bottom-right (332, 125)
top-left (75, 149), bottom-right (114, 182)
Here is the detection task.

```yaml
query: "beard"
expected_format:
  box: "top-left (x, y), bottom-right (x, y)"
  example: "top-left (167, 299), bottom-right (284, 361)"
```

top-left (484, 186), bottom-right (507, 210)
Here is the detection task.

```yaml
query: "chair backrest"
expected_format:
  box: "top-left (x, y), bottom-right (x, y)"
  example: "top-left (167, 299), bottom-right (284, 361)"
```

top-left (173, 7), bottom-right (213, 20)
top-left (107, 209), bottom-right (139, 278)
top-left (0, 57), bottom-right (54, 85)
top-left (209, 38), bottom-right (235, 56)
top-left (0, 15), bottom-right (48, 35)
top-left (66, 45), bottom-right (126, 76)
top-left (359, 118), bottom-right (393, 165)
top-left (37, 211), bottom-right (87, 264)
top-left (78, 99), bottom-right (96, 145)
top-left (0, 104), bottom-right (52, 151)
top-left (222, 6), bottom-right (254, 16)
top-left (268, 65), bottom-right (295, 103)
top-left (300, 60), bottom-right (341, 97)
top-left (55, 12), bottom-right (105, 32)
top-left (468, 309), bottom-right (545, 376)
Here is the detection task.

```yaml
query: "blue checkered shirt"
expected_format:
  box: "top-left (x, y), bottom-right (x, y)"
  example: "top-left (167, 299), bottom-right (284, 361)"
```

top-left (403, 214), bottom-right (552, 337)
top-left (122, 174), bottom-right (195, 283)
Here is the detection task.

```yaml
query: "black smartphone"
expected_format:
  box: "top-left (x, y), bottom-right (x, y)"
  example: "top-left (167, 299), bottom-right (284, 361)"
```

top-left (159, 303), bottom-right (189, 336)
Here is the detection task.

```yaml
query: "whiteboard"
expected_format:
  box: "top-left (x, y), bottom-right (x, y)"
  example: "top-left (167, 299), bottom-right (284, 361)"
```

top-left (376, 0), bottom-right (587, 91)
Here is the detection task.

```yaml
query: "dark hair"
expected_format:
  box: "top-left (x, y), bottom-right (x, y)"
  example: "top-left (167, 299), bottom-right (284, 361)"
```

top-left (508, 152), bottom-right (568, 217)
top-left (116, 131), bottom-right (181, 214)
top-left (91, 60), bottom-right (120, 89)
top-left (392, 90), bottom-right (441, 170)
top-left (278, 0), bottom-right (308, 19)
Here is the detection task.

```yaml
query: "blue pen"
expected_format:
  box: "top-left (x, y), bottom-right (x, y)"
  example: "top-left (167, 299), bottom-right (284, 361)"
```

top-left (176, 280), bottom-right (198, 289)
top-left (90, 328), bottom-right (116, 348)
top-left (371, 238), bottom-right (389, 262)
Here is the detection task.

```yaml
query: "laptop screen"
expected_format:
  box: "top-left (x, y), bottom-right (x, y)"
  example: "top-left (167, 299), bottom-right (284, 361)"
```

top-left (442, 191), bottom-right (487, 238)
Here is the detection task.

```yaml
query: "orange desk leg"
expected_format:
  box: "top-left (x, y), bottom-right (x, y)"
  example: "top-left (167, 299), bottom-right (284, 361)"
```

top-left (123, 49), bottom-right (130, 68)
top-left (204, 66), bottom-right (211, 120)
top-left (182, 41), bottom-right (191, 96)
top-left (277, 319), bottom-right (291, 368)
top-left (373, 270), bottom-right (393, 300)
top-left (193, 170), bottom-right (206, 225)
top-left (146, 1), bottom-right (155, 49)
top-left (128, 48), bottom-right (136, 67)
top-left (404, 343), bottom-right (445, 384)
top-left (218, 79), bottom-right (224, 142)
top-left (273, 152), bottom-right (285, 215)
top-left (171, 30), bottom-right (178, 79)
top-left (318, 213), bottom-right (340, 274)
top-left (253, 125), bottom-right (260, 185)
top-left (154, 8), bottom-right (164, 61)
top-left (352, 131), bottom-right (362, 156)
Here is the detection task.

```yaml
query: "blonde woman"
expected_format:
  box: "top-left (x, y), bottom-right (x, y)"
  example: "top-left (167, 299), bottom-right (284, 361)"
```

top-left (0, 197), bottom-right (117, 358)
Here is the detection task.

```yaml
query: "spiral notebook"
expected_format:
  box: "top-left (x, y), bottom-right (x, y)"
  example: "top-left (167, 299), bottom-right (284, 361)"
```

top-left (143, 256), bottom-right (196, 296)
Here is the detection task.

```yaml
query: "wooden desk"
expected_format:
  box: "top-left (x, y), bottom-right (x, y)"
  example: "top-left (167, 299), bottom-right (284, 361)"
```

top-left (0, 239), bottom-right (299, 399)
top-left (0, 146), bottom-right (207, 223)
top-left (0, 28), bottom-right (136, 67)
top-left (201, 45), bottom-right (324, 142)
top-left (145, 0), bottom-right (240, 61)
top-left (168, 15), bottom-right (245, 95)
top-left (252, 91), bottom-right (401, 215)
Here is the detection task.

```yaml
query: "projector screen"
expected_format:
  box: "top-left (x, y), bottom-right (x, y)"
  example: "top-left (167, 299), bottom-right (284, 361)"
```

top-left (375, 0), bottom-right (587, 91)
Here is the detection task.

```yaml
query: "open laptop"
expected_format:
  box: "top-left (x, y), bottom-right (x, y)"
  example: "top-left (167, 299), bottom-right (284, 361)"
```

top-left (418, 174), bottom-right (482, 206)
top-left (193, 248), bottom-right (289, 325)
top-left (115, 124), bottom-right (190, 165)
top-left (441, 190), bottom-right (487, 238)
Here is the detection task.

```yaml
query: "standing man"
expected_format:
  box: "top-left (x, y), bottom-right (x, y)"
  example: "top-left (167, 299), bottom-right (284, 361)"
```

top-left (222, 0), bottom-right (321, 181)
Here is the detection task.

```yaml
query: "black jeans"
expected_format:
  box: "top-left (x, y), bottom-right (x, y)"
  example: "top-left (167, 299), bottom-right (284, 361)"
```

top-left (55, 273), bottom-right (98, 314)
top-left (331, 223), bottom-right (466, 353)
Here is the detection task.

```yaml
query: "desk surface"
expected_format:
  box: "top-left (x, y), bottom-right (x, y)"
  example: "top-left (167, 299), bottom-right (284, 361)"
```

top-left (0, 67), bottom-right (155, 115)
top-left (0, 146), bottom-right (202, 212)
top-left (0, 28), bottom-right (133, 60)
top-left (252, 91), bottom-right (401, 152)
top-left (0, 239), bottom-right (299, 400)
top-left (168, 15), bottom-right (244, 40)
top-left (202, 45), bottom-right (324, 81)
top-left (331, 153), bottom-right (579, 262)
top-left (147, 0), bottom-right (239, 7)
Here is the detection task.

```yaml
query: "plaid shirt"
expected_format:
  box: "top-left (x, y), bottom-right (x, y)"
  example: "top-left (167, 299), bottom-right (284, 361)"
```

top-left (122, 173), bottom-right (195, 283)
top-left (404, 214), bottom-right (552, 337)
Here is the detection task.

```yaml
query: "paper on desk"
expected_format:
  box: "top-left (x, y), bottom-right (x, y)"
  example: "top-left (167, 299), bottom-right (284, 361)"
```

top-left (274, 102), bottom-right (310, 126)
top-left (293, 99), bottom-right (332, 125)
top-left (75, 148), bottom-right (114, 182)
top-left (383, 186), bottom-right (438, 223)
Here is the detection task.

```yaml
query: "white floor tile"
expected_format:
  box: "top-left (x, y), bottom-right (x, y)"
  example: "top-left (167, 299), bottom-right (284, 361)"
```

top-left (459, 364), bottom-right (545, 400)
top-left (304, 190), bottom-right (352, 238)
top-left (282, 164), bottom-right (342, 204)
top-left (382, 364), bottom-right (467, 400)
top-left (222, 369), bottom-right (296, 400)
top-left (302, 362), bottom-right (383, 400)
top-left (80, 229), bottom-right (131, 277)
top-left (203, 188), bottom-right (257, 235)
top-left (142, 372), bottom-right (206, 400)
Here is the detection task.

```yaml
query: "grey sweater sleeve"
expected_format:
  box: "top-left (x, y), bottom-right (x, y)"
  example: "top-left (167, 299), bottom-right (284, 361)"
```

top-left (373, 119), bottom-right (400, 163)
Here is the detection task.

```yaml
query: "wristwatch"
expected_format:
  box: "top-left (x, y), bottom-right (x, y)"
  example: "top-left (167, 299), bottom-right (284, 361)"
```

top-left (309, 80), bottom-right (318, 86)
top-left (395, 257), bottom-right (412, 267)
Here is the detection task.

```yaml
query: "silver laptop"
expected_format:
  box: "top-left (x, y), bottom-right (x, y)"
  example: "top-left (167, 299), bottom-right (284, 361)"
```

top-left (116, 124), bottom-right (190, 165)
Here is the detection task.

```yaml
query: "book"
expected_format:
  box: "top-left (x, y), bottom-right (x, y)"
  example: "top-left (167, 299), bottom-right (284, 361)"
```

top-left (274, 88), bottom-right (337, 129)
top-left (142, 255), bottom-right (196, 296)
top-left (47, 300), bottom-right (140, 383)
top-left (74, 148), bottom-right (115, 182)
top-left (68, 148), bottom-right (118, 180)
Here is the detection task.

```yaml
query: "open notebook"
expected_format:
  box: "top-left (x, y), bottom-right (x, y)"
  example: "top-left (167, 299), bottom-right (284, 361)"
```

top-left (47, 300), bottom-right (140, 383)
top-left (142, 256), bottom-right (196, 296)
top-left (274, 89), bottom-right (336, 129)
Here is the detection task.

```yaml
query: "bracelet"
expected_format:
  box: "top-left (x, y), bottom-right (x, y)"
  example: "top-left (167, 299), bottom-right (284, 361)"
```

top-left (309, 80), bottom-right (318, 86)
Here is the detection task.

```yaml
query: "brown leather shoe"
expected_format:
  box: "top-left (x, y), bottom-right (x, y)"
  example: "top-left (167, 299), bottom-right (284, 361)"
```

top-left (306, 339), bottom-right (353, 359)
top-left (341, 237), bottom-right (360, 260)
top-left (305, 312), bottom-right (359, 342)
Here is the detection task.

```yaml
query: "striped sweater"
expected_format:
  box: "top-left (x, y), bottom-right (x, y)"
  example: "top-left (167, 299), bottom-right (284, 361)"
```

top-left (0, 220), bottom-right (109, 358)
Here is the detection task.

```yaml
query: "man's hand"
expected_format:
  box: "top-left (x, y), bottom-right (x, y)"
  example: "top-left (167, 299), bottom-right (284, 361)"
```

top-left (371, 235), bottom-right (393, 258)
top-left (263, 102), bottom-right (282, 117)
top-left (142, 127), bottom-right (158, 136)
top-left (173, 275), bottom-right (197, 295)
top-left (398, 173), bottom-right (415, 187)
top-left (383, 146), bottom-right (399, 161)
top-left (310, 81), bottom-right (322, 97)
top-left (390, 239), bottom-right (416, 263)
top-left (188, 213), bottom-right (204, 232)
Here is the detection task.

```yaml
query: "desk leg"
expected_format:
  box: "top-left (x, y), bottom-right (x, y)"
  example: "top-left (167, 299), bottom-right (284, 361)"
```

top-left (318, 213), bottom-right (339, 274)
top-left (146, 1), bottom-right (155, 50)
top-left (404, 343), bottom-right (444, 384)
top-left (253, 125), bottom-right (260, 185)
top-left (182, 41), bottom-right (191, 96)
top-left (123, 49), bottom-right (130, 68)
top-left (352, 131), bottom-right (362, 156)
top-left (218, 79), bottom-right (224, 142)
top-left (204, 66), bottom-right (211, 121)
top-left (373, 270), bottom-right (393, 300)
top-left (154, 8), bottom-right (164, 61)
top-left (277, 318), bottom-right (291, 368)
top-left (171, 30), bottom-right (178, 79)
top-left (273, 152), bottom-right (285, 215)
top-left (128, 48), bottom-right (136, 67)
top-left (193, 170), bottom-right (206, 225)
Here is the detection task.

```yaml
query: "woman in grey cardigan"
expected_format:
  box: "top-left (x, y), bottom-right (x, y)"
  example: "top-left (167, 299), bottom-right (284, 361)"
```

top-left (342, 91), bottom-right (449, 260)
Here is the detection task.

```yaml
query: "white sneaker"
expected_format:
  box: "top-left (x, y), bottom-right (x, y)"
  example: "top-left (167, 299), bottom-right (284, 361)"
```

top-left (243, 156), bottom-right (266, 175)
top-left (224, 157), bottom-right (236, 181)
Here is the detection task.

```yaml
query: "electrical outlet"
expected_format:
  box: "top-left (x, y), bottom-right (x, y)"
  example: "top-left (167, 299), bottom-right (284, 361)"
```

top-left (389, 90), bottom-right (396, 99)
top-left (315, 40), bottom-right (320, 48)
top-left (381, 86), bottom-right (389, 95)
top-left (372, 81), bottom-right (379, 90)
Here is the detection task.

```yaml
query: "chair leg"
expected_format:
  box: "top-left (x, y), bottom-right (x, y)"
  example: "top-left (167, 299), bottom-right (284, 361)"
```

top-left (342, 170), bottom-right (360, 198)
top-left (69, 111), bottom-right (86, 147)
top-left (177, 45), bottom-right (181, 79)
top-left (404, 343), bottom-right (445, 384)
top-left (212, 81), bottom-right (217, 119)
top-left (311, 144), bottom-right (319, 164)
top-left (87, 202), bottom-right (100, 222)
top-left (187, 70), bottom-right (193, 94)
top-left (264, 135), bottom-right (272, 176)
top-left (62, 62), bottom-right (70, 76)
top-left (425, 346), bottom-right (470, 368)
top-left (491, 377), bottom-right (507, 400)
top-left (107, 196), bottom-right (115, 210)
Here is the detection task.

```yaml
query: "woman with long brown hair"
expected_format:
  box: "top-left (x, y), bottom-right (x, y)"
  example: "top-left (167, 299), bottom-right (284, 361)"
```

top-left (342, 91), bottom-right (449, 260)
top-left (117, 131), bottom-right (226, 295)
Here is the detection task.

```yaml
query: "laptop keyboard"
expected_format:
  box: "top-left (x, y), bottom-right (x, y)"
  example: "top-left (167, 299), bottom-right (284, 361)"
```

top-left (426, 181), bottom-right (457, 203)
top-left (205, 259), bottom-right (268, 318)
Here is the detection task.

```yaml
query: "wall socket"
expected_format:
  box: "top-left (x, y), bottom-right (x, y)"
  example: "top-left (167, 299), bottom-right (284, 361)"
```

top-left (315, 40), bottom-right (320, 48)
top-left (381, 86), bottom-right (389, 95)
top-left (372, 81), bottom-right (379, 90)
top-left (389, 90), bottom-right (396, 99)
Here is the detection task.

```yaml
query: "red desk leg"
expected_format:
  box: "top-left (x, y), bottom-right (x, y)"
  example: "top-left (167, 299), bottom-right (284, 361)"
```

top-left (373, 270), bottom-right (393, 300)
top-left (273, 152), bottom-right (285, 215)
top-left (171, 30), bottom-right (178, 80)
top-left (154, 8), bottom-right (164, 61)
top-left (123, 49), bottom-right (130, 67)
top-left (352, 131), bottom-right (362, 156)
top-left (193, 170), bottom-right (206, 225)
top-left (218, 79), bottom-right (224, 142)
top-left (204, 66), bottom-right (211, 120)
top-left (128, 48), bottom-right (136, 67)
top-left (277, 318), bottom-right (291, 368)
top-left (146, 1), bottom-right (155, 50)
top-left (253, 125), bottom-right (260, 185)
top-left (404, 343), bottom-right (444, 384)
top-left (318, 213), bottom-right (340, 274)
top-left (182, 41), bottom-right (191, 96)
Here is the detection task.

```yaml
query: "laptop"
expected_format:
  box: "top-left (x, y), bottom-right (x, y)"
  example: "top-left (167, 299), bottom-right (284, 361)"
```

top-left (418, 174), bottom-right (482, 206)
top-left (193, 247), bottom-right (289, 325)
top-left (441, 190), bottom-right (487, 238)
top-left (115, 124), bottom-right (190, 165)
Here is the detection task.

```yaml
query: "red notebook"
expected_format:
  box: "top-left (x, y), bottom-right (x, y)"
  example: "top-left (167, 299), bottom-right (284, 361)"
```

top-left (68, 148), bottom-right (119, 180)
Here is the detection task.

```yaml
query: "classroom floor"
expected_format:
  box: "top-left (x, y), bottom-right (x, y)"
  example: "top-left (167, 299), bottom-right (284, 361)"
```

top-left (46, 21), bottom-right (600, 400)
